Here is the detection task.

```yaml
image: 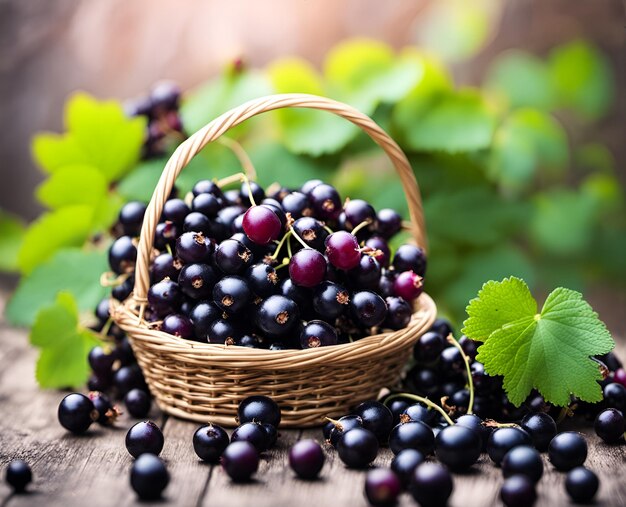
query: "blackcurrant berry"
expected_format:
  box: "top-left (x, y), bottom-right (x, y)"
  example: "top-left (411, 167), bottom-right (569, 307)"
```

top-left (312, 281), bottom-right (349, 319)
top-left (502, 446), bottom-right (544, 483)
top-left (118, 201), bottom-right (147, 237)
top-left (189, 301), bottom-right (221, 339)
top-left (329, 415), bottom-right (364, 448)
top-left (354, 401), bottom-right (394, 445)
top-left (58, 393), bottom-right (97, 434)
top-left (390, 448), bottom-right (424, 488)
top-left (300, 320), bottom-right (338, 348)
top-left (289, 439), bottom-right (325, 479)
top-left (392, 244), bottom-right (427, 277)
top-left (409, 462), bottom-right (453, 507)
top-left (413, 331), bottom-right (445, 364)
top-left (375, 209), bottom-right (402, 239)
top-left (487, 427), bottom-right (533, 466)
top-left (435, 425), bottom-right (481, 470)
top-left (221, 441), bottom-right (259, 482)
top-left (246, 263), bottom-right (280, 297)
top-left (214, 238), bottom-right (253, 275)
top-left (520, 412), bottom-right (557, 451)
top-left (594, 408), bottom-right (625, 444)
top-left (393, 270), bottom-right (423, 301)
top-left (193, 424), bottom-right (229, 463)
top-left (213, 276), bottom-right (252, 314)
top-left (125, 389), bottom-right (152, 418)
top-left (325, 231), bottom-right (361, 270)
top-left (175, 231), bottom-right (214, 264)
top-left (388, 420), bottom-right (434, 455)
top-left (291, 217), bottom-right (328, 251)
top-left (125, 420), bottom-right (164, 458)
top-left (108, 236), bottom-right (137, 274)
top-left (500, 474), bottom-right (536, 507)
top-left (5, 459), bottom-right (32, 493)
top-left (148, 277), bottom-right (182, 317)
top-left (237, 395), bottom-right (282, 427)
top-left (364, 468), bottom-right (401, 507)
top-left (281, 192), bottom-right (313, 219)
top-left (350, 291), bottom-right (387, 328)
top-left (309, 183), bottom-right (342, 220)
top-left (255, 295), bottom-right (300, 337)
top-left (548, 432), bottom-right (588, 471)
top-left (130, 453), bottom-right (169, 500)
top-left (336, 427), bottom-right (379, 468)
top-left (242, 205), bottom-right (282, 245)
top-left (565, 466), bottom-right (599, 503)
top-left (384, 296), bottom-right (412, 330)
top-left (289, 248), bottom-right (327, 288)
top-left (161, 313), bottom-right (194, 339)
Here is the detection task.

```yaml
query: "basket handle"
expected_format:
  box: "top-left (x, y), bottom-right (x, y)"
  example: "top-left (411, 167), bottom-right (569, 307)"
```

top-left (133, 93), bottom-right (426, 303)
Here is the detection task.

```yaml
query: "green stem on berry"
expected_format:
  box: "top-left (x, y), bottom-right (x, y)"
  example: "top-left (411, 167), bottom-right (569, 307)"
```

top-left (98, 317), bottom-right (114, 339)
top-left (287, 234), bottom-right (293, 258)
top-left (445, 334), bottom-right (474, 415)
top-left (383, 393), bottom-right (455, 426)
top-left (269, 230), bottom-right (293, 261)
top-left (165, 243), bottom-right (173, 257)
top-left (289, 226), bottom-right (311, 250)
top-left (99, 271), bottom-right (129, 288)
top-left (274, 258), bottom-right (291, 270)
top-left (323, 224), bottom-right (335, 235)
top-left (216, 137), bottom-right (257, 180)
top-left (482, 419), bottom-right (521, 429)
top-left (216, 172), bottom-right (247, 188)
top-left (350, 219), bottom-right (372, 236)
top-left (240, 173), bottom-right (257, 207)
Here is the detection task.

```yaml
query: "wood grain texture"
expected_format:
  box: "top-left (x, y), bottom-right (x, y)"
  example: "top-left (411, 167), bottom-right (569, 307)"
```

top-left (1, 314), bottom-right (625, 506)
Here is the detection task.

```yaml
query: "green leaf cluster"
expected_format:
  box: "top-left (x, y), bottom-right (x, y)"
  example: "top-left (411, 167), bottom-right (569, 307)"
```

top-left (22, 93), bottom-right (146, 274)
top-left (30, 292), bottom-right (102, 388)
top-left (462, 277), bottom-right (614, 406)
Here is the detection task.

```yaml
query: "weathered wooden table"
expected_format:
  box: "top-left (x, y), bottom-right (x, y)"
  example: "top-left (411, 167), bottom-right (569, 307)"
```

top-left (1, 302), bottom-right (625, 506)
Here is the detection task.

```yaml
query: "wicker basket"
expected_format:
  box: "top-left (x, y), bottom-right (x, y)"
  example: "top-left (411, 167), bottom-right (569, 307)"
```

top-left (111, 93), bottom-right (437, 427)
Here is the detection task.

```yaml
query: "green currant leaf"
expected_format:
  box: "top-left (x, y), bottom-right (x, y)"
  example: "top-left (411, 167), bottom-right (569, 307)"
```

top-left (64, 93), bottom-right (146, 182)
top-left (488, 108), bottom-right (568, 191)
top-left (17, 206), bottom-right (94, 274)
top-left (0, 209), bottom-right (25, 273)
top-left (549, 40), bottom-right (614, 120)
top-left (424, 186), bottom-right (527, 247)
top-left (400, 89), bottom-right (496, 152)
top-left (412, 0), bottom-right (494, 62)
top-left (249, 142), bottom-right (335, 190)
top-left (484, 51), bottom-right (555, 110)
top-left (180, 69), bottom-right (273, 135)
top-left (530, 189), bottom-right (596, 257)
top-left (31, 133), bottom-right (87, 174)
top-left (30, 292), bottom-right (101, 389)
top-left (323, 39), bottom-right (422, 113)
top-left (35, 164), bottom-right (108, 209)
top-left (462, 278), bottom-right (614, 406)
top-left (432, 247), bottom-right (535, 323)
top-left (117, 158), bottom-right (165, 203)
top-left (6, 248), bottom-right (109, 327)
top-left (268, 58), bottom-right (358, 156)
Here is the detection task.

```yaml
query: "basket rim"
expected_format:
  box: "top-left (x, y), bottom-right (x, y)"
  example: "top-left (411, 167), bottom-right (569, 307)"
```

top-left (110, 292), bottom-right (437, 366)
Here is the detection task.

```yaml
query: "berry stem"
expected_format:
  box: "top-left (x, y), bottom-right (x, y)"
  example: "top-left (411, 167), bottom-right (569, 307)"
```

top-left (217, 172), bottom-right (247, 188)
top-left (287, 234), bottom-right (293, 258)
top-left (216, 137), bottom-right (257, 181)
top-left (240, 174), bottom-right (257, 207)
top-left (384, 393), bottom-right (455, 426)
top-left (269, 230), bottom-right (293, 261)
top-left (322, 225), bottom-right (335, 235)
top-left (289, 226), bottom-right (311, 250)
top-left (445, 334), bottom-right (474, 415)
top-left (99, 271), bottom-right (129, 288)
top-left (274, 258), bottom-right (291, 270)
top-left (350, 219), bottom-right (372, 236)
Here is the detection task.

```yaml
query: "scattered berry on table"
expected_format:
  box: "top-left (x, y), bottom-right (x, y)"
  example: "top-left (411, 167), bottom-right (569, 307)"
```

top-left (125, 420), bottom-right (165, 458)
top-left (288, 439), bottom-right (325, 479)
top-left (130, 453), bottom-right (169, 500)
top-left (5, 460), bottom-right (32, 493)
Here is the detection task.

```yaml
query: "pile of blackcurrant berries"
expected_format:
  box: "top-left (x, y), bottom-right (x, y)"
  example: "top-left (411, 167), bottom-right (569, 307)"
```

top-left (124, 81), bottom-right (184, 159)
top-left (106, 176), bottom-right (426, 349)
top-left (315, 316), bottom-right (626, 506)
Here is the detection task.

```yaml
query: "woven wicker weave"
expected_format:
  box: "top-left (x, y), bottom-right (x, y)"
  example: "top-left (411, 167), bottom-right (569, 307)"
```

top-left (111, 93), bottom-right (437, 427)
